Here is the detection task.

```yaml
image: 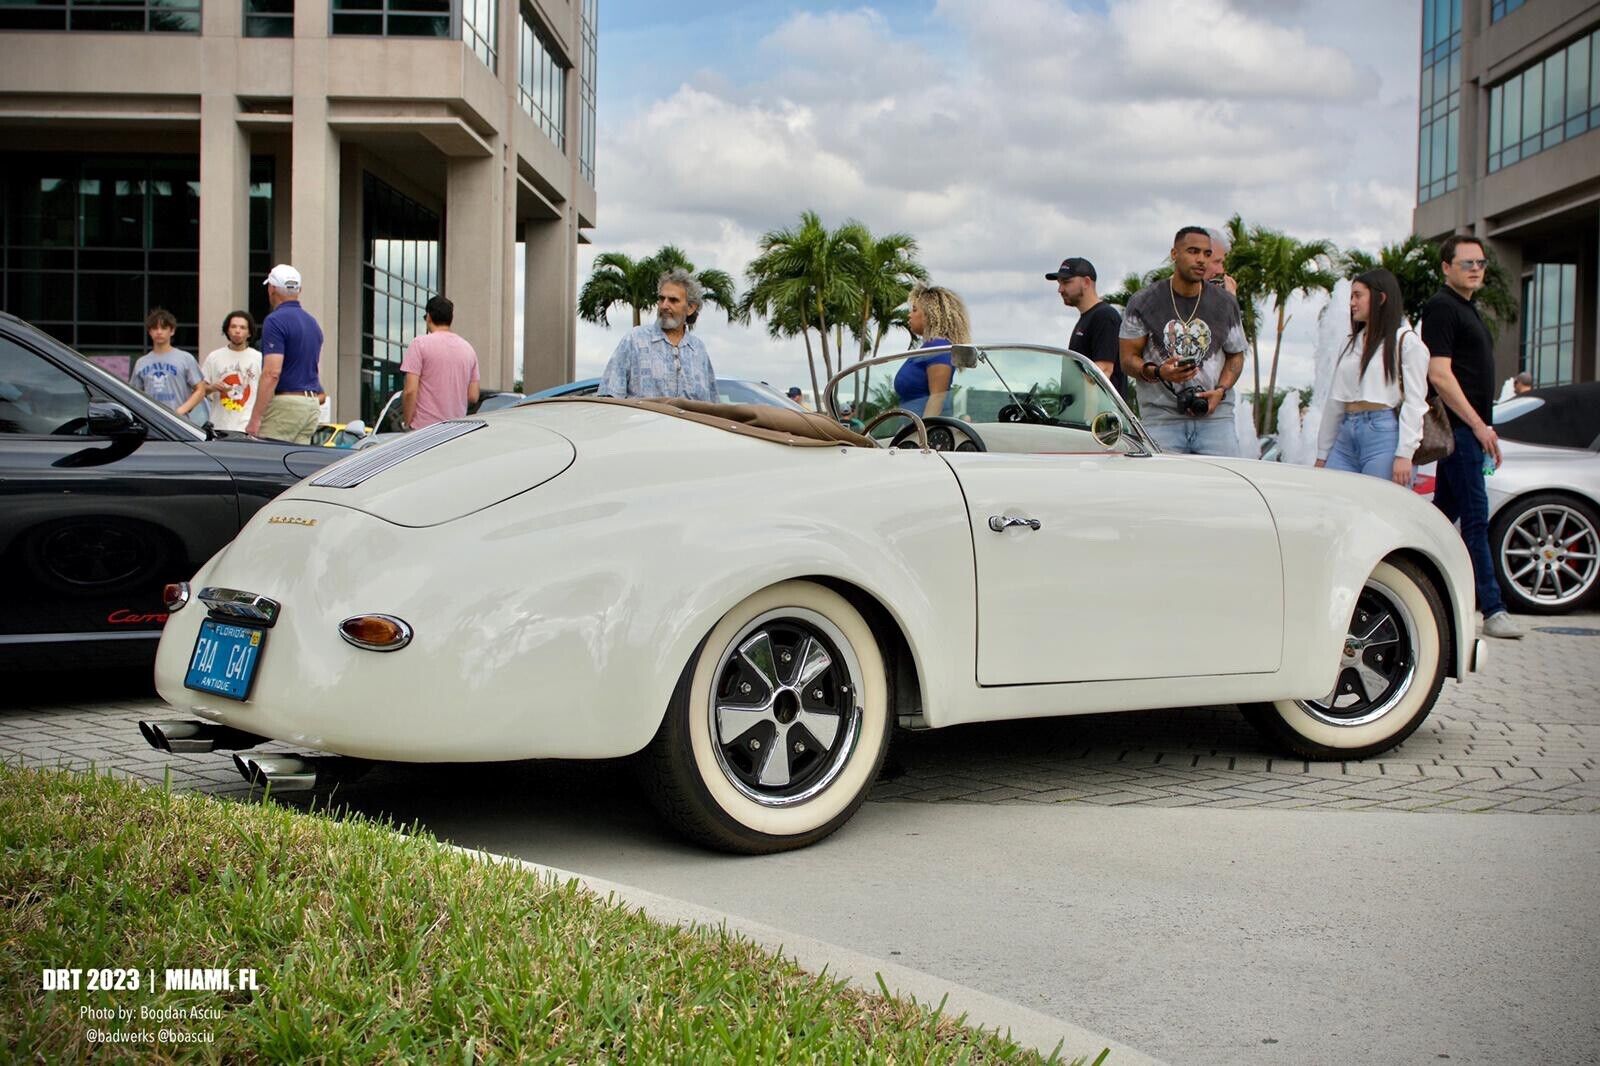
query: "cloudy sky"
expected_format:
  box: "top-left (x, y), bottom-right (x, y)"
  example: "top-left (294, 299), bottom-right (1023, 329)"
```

top-left (567, 0), bottom-right (1422, 398)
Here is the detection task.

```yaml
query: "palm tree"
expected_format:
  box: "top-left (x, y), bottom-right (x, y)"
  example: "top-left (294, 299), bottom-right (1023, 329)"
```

top-left (1343, 235), bottom-right (1517, 339)
top-left (1222, 215), bottom-right (1267, 408)
top-left (1250, 229), bottom-right (1339, 433)
top-left (578, 245), bottom-right (740, 328)
top-left (836, 222), bottom-right (928, 364)
top-left (1103, 265), bottom-right (1173, 307)
top-left (1342, 234), bottom-right (1438, 324)
top-left (741, 211), bottom-right (865, 396)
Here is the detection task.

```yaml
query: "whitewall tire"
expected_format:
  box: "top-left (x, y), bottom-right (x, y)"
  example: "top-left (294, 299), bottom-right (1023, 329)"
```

top-left (641, 580), bottom-right (890, 853)
top-left (1242, 559), bottom-right (1448, 760)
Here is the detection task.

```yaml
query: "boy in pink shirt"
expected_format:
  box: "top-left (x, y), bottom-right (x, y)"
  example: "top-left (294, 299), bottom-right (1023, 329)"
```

top-left (401, 295), bottom-right (481, 429)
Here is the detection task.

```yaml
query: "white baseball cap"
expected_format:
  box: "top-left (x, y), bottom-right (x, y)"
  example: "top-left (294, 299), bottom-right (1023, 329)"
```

top-left (264, 264), bottom-right (302, 293)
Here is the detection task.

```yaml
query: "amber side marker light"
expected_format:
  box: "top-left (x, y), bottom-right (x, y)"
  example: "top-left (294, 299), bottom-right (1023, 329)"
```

top-left (338, 615), bottom-right (414, 652)
top-left (163, 582), bottom-right (190, 611)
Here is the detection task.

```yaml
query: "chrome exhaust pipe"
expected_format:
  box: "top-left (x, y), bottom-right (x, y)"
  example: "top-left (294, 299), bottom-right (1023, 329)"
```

top-left (139, 720), bottom-right (268, 754)
top-left (233, 753), bottom-right (320, 792)
top-left (232, 753), bottom-right (367, 793)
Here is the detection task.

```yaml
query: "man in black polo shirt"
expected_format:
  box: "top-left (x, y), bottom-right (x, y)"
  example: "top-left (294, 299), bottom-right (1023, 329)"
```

top-left (1422, 235), bottom-right (1522, 639)
top-left (1047, 256), bottom-right (1127, 398)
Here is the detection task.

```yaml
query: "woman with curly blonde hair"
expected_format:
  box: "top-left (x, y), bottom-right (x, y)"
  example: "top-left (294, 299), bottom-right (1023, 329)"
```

top-left (895, 282), bottom-right (972, 418)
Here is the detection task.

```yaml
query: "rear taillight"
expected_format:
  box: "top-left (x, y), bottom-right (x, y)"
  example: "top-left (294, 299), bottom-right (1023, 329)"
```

top-left (338, 615), bottom-right (413, 652)
top-left (163, 582), bottom-right (190, 611)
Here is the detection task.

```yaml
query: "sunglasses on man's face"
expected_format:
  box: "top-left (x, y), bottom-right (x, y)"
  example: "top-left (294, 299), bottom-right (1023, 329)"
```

top-left (1453, 258), bottom-right (1489, 270)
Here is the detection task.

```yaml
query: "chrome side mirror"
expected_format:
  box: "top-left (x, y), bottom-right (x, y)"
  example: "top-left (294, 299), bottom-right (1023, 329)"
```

top-left (1090, 411), bottom-right (1123, 448)
top-left (950, 344), bottom-right (979, 369)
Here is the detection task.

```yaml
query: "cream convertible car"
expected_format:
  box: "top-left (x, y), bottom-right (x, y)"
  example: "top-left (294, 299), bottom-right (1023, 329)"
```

top-left (143, 344), bottom-right (1486, 853)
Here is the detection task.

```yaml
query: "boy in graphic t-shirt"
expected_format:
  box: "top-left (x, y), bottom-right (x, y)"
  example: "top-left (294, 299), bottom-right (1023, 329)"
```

top-left (201, 310), bottom-right (263, 433)
top-left (130, 307), bottom-right (208, 425)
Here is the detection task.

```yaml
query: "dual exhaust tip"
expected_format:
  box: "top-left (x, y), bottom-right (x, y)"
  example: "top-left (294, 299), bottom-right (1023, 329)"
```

top-left (139, 720), bottom-right (361, 793)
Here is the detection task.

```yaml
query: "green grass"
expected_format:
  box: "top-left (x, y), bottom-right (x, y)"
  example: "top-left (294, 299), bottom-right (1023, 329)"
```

top-left (0, 764), bottom-right (1105, 1063)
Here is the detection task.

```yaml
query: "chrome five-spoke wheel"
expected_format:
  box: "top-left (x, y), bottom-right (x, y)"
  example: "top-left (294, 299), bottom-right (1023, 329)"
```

top-left (641, 581), bottom-right (890, 853)
top-left (709, 611), bottom-right (863, 807)
top-left (1492, 494), bottom-right (1600, 614)
top-left (1296, 582), bottom-right (1418, 728)
top-left (1242, 559), bottom-right (1448, 760)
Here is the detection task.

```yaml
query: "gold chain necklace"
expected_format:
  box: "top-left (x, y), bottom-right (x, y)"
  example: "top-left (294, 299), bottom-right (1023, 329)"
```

top-left (1168, 279), bottom-right (1202, 328)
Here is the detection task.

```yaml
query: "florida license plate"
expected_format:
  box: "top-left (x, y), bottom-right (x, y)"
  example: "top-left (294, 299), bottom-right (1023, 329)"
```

top-left (184, 619), bottom-right (265, 701)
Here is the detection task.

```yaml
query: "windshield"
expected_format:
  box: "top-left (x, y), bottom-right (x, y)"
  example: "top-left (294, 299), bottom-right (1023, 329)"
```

top-left (826, 344), bottom-right (1143, 453)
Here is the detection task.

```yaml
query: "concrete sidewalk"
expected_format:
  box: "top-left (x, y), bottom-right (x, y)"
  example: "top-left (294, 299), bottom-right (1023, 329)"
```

top-left (422, 794), bottom-right (1600, 1066)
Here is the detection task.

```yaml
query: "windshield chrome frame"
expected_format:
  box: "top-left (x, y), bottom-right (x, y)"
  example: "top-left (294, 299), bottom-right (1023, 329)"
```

top-left (823, 341), bottom-right (1154, 455)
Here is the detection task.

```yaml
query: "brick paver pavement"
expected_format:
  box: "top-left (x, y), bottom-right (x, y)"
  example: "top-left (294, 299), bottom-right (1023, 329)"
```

top-left (4, 611), bottom-right (1597, 815)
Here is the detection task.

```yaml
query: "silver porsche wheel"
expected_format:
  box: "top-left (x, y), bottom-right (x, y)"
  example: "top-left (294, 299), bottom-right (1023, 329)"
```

top-left (1491, 494), bottom-right (1600, 614)
top-left (1242, 559), bottom-right (1447, 760)
top-left (641, 581), bottom-right (890, 853)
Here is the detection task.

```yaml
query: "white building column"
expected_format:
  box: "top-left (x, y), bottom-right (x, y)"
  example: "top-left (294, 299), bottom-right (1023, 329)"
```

top-left (445, 153), bottom-right (506, 387)
top-left (523, 210), bottom-right (576, 390)
top-left (197, 92), bottom-right (249, 358)
top-left (291, 0), bottom-right (340, 404)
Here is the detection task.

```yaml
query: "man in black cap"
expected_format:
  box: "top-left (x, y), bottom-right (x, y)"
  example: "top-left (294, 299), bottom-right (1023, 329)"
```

top-left (1047, 257), bottom-right (1126, 398)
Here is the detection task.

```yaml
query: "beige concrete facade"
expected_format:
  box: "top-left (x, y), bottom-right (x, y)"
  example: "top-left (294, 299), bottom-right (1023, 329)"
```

top-left (0, 0), bottom-right (595, 418)
top-left (1413, 0), bottom-right (1600, 385)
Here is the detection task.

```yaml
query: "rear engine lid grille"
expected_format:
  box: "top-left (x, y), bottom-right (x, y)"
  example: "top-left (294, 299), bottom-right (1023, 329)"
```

top-left (312, 420), bottom-right (485, 488)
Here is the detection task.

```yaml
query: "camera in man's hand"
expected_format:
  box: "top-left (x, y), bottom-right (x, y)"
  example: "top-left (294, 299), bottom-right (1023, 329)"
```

top-left (1174, 385), bottom-right (1210, 416)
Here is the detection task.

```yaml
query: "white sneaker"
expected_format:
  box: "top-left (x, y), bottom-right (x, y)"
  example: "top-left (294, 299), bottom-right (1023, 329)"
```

top-left (1482, 611), bottom-right (1524, 639)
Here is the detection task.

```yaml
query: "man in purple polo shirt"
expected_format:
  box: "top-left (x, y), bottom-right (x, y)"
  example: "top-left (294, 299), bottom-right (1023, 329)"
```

top-left (247, 263), bottom-right (325, 444)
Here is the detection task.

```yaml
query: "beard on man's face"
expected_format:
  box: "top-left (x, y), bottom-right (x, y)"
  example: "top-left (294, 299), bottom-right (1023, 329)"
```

top-left (659, 309), bottom-right (685, 330)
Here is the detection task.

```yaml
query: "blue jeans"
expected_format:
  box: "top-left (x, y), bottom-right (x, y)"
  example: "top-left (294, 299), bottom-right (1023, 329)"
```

top-left (1325, 408), bottom-right (1400, 480)
top-left (1146, 415), bottom-right (1238, 456)
top-left (1433, 424), bottom-right (1506, 616)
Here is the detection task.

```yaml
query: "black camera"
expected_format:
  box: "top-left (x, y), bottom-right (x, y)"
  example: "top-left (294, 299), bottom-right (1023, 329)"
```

top-left (1174, 385), bottom-right (1209, 416)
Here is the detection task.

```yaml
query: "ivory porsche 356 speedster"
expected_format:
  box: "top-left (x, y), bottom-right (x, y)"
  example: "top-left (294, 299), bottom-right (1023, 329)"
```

top-left (144, 343), bottom-right (1486, 853)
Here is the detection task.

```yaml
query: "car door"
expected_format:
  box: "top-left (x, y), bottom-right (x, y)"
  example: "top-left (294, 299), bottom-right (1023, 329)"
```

top-left (946, 451), bottom-right (1284, 686)
top-left (0, 329), bottom-right (239, 653)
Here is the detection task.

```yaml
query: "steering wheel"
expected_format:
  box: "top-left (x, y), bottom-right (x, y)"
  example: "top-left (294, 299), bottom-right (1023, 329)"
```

top-left (996, 384), bottom-right (1052, 425)
top-left (889, 416), bottom-right (987, 453)
top-left (861, 408), bottom-right (928, 451)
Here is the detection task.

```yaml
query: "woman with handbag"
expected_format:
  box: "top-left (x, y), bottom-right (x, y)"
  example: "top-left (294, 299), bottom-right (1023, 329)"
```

top-left (1315, 268), bottom-right (1432, 485)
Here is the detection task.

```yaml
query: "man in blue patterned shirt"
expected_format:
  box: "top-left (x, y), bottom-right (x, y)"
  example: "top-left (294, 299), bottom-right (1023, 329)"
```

top-left (599, 268), bottom-right (717, 402)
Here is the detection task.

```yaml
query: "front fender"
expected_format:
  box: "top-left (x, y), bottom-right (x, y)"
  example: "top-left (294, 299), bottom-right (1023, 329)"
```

top-left (1230, 460), bottom-right (1477, 692)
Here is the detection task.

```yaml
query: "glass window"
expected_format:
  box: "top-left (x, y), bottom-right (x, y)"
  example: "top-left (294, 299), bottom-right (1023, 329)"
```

top-left (0, 0), bottom-right (201, 32)
top-left (462, 0), bottom-right (496, 71)
top-left (360, 172), bottom-right (441, 424)
top-left (579, 0), bottom-right (597, 184)
top-left (1490, 0), bottom-right (1526, 20)
top-left (332, 0), bottom-right (449, 37)
top-left (1416, 0), bottom-right (1460, 202)
top-left (0, 153), bottom-right (275, 369)
top-left (245, 0), bottom-right (294, 37)
top-left (1521, 263), bottom-right (1577, 387)
top-left (0, 336), bottom-right (90, 436)
top-left (519, 9), bottom-right (567, 150)
top-left (1489, 29), bottom-right (1600, 172)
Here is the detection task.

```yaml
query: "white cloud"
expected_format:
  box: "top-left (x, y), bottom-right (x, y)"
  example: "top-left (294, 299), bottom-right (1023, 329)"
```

top-left (569, 0), bottom-right (1421, 397)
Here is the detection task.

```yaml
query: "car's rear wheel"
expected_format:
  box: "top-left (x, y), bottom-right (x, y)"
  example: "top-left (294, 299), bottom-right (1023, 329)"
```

top-left (640, 580), bottom-right (890, 853)
top-left (1489, 492), bottom-right (1600, 614)
top-left (1242, 559), bottom-right (1448, 760)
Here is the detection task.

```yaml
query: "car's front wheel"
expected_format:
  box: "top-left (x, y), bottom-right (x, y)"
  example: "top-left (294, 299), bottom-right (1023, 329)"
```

top-left (640, 581), bottom-right (890, 853)
top-left (1490, 492), bottom-right (1600, 614)
top-left (1242, 558), bottom-right (1448, 760)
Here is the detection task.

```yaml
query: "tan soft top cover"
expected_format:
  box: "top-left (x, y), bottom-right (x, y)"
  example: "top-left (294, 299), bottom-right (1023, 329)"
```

top-left (532, 396), bottom-right (879, 449)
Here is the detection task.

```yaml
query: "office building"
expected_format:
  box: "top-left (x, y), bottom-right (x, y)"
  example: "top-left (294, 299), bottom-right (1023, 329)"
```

top-left (0, 0), bottom-right (597, 421)
top-left (1414, 0), bottom-right (1599, 386)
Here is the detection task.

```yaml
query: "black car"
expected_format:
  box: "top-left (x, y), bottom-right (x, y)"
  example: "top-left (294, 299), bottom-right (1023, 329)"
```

top-left (0, 313), bottom-right (341, 669)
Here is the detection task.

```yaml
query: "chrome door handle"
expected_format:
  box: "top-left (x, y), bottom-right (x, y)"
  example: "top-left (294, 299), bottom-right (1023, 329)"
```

top-left (988, 515), bottom-right (1041, 532)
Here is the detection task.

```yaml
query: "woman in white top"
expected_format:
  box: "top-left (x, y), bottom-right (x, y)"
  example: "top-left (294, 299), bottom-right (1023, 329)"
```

top-left (1315, 268), bottom-right (1430, 486)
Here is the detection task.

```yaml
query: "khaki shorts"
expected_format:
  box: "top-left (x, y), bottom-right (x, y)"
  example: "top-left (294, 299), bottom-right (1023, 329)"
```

top-left (257, 394), bottom-right (322, 445)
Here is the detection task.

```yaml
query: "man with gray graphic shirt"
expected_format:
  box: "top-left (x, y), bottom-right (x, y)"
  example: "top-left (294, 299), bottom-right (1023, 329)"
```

top-left (1118, 226), bottom-right (1247, 456)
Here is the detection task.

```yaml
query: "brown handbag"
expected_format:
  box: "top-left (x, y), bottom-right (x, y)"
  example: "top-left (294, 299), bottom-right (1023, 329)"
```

top-left (1398, 330), bottom-right (1456, 465)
